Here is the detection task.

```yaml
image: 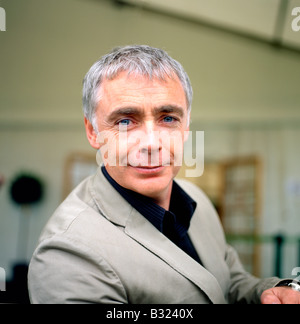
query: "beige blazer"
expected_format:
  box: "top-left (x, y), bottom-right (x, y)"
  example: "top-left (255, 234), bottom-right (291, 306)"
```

top-left (28, 168), bottom-right (278, 304)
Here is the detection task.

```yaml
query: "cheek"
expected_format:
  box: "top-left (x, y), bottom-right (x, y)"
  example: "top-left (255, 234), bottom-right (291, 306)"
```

top-left (117, 132), bottom-right (131, 164)
top-left (161, 131), bottom-right (185, 164)
top-left (97, 131), bottom-right (122, 166)
top-left (104, 131), bottom-right (140, 166)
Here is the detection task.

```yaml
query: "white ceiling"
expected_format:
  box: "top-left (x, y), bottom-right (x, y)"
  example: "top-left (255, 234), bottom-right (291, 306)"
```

top-left (120, 0), bottom-right (300, 50)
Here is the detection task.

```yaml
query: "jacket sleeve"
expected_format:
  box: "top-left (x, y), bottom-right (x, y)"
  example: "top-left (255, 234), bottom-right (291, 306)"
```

top-left (225, 244), bottom-right (279, 304)
top-left (28, 235), bottom-right (128, 304)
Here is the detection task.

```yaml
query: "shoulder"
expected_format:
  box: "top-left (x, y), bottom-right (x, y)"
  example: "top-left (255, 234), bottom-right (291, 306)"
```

top-left (29, 174), bottom-right (128, 303)
top-left (37, 172), bottom-right (117, 249)
top-left (37, 176), bottom-right (94, 240)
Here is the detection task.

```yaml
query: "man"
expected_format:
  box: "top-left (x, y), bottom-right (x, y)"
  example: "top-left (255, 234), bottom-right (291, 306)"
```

top-left (28, 45), bottom-right (300, 304)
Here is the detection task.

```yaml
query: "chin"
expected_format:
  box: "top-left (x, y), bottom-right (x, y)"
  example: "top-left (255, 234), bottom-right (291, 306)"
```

top-left (133, 180), bottom-right (170, 199)
top-left (125, 166), bottom-right (177, 199)
top-left (106, 165), bottom-right (179, 199)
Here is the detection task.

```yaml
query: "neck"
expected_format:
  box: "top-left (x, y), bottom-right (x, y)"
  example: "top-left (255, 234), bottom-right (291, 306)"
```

top-left (102, 165), bottom-right (174, 211)
top-left (152, 182), bottom-right (173, 210)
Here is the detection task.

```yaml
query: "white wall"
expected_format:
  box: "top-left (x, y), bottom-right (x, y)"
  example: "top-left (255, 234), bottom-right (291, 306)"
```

top-left (124, 0), bottom-right (282, 40)
top-left (1, 0), bottom-right (300, 279)
top-left (0, 126), bottom-right (95, 277)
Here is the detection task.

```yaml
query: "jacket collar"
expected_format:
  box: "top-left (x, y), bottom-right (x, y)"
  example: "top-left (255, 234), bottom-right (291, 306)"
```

top-left (101, 165), bottom-right (197, 239)
top-left (90, 167), bottom-right (132, 227)
top-left (90, 167), bottom-right (226, 304)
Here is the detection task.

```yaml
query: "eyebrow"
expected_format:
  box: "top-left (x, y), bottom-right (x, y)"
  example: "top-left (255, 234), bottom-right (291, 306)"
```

top-left (153, 105), bottom-right (185, 118)
top-left (106, 107), bottom-right (144, 124)
top-left (106, 105), bottom-right (185, 124)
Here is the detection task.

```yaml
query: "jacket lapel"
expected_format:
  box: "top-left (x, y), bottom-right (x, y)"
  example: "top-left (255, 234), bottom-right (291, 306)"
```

top-left (125, 208), bottom-right (226, 304)
top-left (188, 213), bottom-right (230, 297)
top-left (91, 168), bottom-right (226, 304)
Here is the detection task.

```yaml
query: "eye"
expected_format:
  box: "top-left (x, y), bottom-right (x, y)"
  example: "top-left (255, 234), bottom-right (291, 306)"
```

top-left (163, 116), bottom-right (176, 123)
top-left (118, 119), bottom-right (132, 126)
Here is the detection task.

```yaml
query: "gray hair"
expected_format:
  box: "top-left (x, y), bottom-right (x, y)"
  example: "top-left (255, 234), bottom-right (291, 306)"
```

top-left (82, 45), bottom-right (193, 129)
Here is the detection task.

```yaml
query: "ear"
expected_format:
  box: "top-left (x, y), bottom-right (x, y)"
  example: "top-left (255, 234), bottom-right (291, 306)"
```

top-left (84, 118), bottom-right (100, 149)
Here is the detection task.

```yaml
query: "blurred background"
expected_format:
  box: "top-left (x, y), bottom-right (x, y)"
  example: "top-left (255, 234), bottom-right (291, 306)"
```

top-left (0, 0), bottom-right (300, 303)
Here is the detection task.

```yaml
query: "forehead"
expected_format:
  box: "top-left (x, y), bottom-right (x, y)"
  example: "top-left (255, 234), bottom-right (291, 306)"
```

top-left (99, 71), bottom-right (187, 110)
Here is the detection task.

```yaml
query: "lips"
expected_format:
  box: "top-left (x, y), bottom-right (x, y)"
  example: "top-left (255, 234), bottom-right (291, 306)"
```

top-left (134, 165), bottom-right (163, 169)
top-left (129, 165), bottom-right (165, 175)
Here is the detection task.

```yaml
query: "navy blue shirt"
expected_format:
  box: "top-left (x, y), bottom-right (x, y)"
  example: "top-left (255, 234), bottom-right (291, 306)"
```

top-left (102, 166), bottom-right (201, 264)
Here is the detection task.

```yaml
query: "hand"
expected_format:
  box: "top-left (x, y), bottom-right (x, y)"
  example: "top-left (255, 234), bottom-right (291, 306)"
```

top-left (261, 287), bottom-right (300, 304)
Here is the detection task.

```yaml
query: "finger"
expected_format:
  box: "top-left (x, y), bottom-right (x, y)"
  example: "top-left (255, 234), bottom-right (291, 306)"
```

top-left (261, 291), bottom-right (282, 304)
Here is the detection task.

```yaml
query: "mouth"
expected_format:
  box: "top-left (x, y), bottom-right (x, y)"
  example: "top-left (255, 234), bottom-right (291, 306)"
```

top-left (129, 165), bottom-right (165, 175)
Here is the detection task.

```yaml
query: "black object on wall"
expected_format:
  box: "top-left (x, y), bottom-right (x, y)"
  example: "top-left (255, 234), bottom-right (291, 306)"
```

top-left (5, 173), bottom-right (45, 304)
top-left (10, 174), bottom-right (44, 206)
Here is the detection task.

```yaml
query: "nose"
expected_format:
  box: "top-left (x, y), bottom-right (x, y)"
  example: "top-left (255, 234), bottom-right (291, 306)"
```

top-left (139, 121), bottom-right (161, 154)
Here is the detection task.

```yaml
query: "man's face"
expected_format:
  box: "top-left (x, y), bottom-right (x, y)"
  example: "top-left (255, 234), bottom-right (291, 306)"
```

top-left (94, 71), bottom-right (189, 203)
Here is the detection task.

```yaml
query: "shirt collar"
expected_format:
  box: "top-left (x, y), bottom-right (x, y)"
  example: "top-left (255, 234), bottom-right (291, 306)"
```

top-left (101, 166), bottom-right (197, 238)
